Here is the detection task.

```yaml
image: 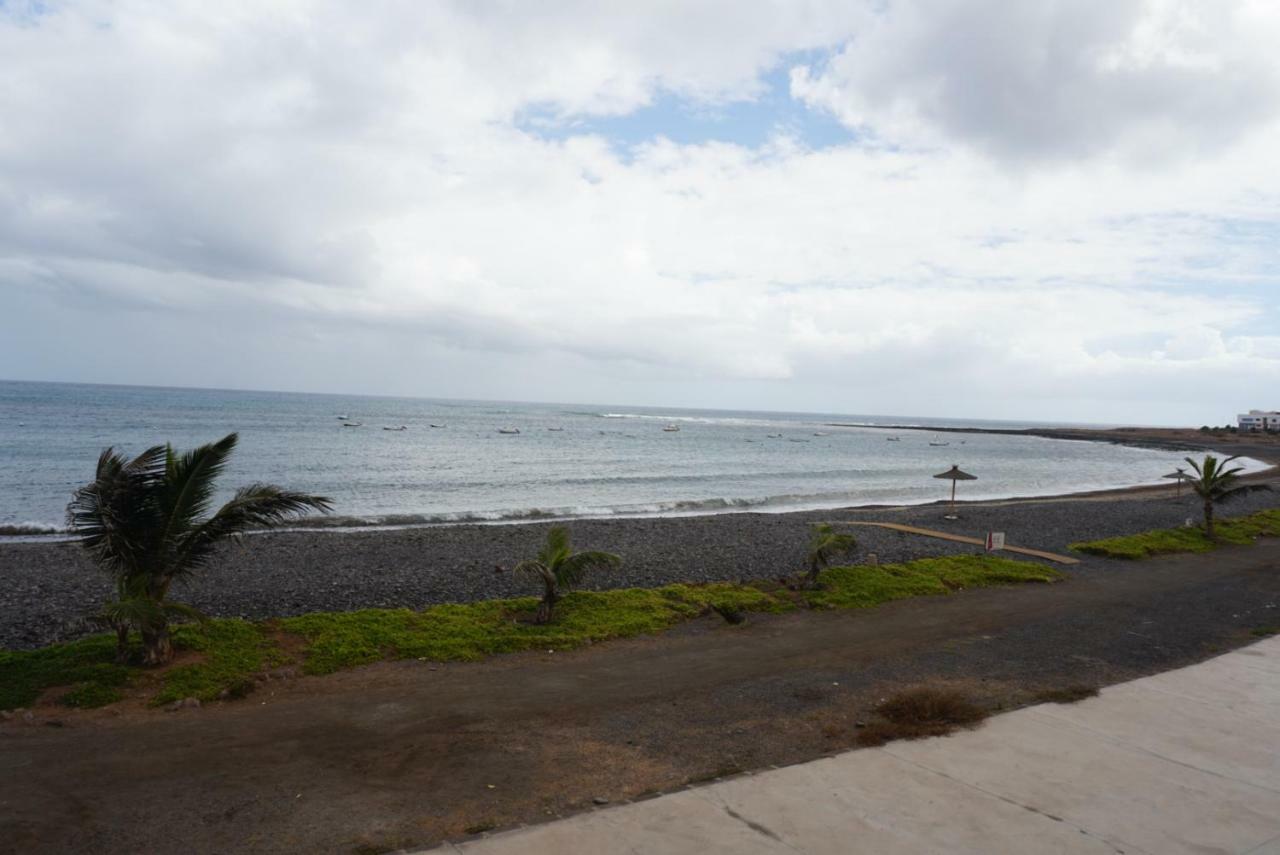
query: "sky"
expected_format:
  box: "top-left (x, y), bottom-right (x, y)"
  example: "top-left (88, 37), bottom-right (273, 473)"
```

top-left (2, 0), bottom-right (1279, 426)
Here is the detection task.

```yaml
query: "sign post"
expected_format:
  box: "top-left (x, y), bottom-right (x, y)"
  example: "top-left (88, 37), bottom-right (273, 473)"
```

top-left (985, 532), bottom-right (1005, 552)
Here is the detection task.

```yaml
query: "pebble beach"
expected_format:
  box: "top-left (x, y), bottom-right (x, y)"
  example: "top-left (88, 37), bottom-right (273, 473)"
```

top-left (4, 484), bottom-right (1278, 650)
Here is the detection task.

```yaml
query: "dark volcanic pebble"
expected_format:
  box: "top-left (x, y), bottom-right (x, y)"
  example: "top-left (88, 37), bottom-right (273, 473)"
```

top-left (2, 490), bottom-right (1278, 650)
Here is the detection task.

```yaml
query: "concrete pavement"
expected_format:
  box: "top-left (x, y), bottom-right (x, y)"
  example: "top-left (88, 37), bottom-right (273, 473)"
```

top-left (424, 636), bottom-right (1280, 854)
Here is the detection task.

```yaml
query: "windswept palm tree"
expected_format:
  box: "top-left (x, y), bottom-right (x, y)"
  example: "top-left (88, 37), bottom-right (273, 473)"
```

top-left (806, 523), bottom-right (857, 587)
top-left (1184, 454), bottom-right (1272, 540)
top-left (67, 433), bottom-right (331, 665)
top-left (514, 526), bottom-right (621, 624)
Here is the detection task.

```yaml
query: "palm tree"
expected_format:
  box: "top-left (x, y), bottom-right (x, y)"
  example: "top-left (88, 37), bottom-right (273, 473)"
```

top-left (67, 433), bottom-right (331, 665)
top-left (806, 523), bottom-right (857, 587)
top-left (514, 526), bottom-right (621, 624)
top-left (1184, 454), bottom-right (1271, 540)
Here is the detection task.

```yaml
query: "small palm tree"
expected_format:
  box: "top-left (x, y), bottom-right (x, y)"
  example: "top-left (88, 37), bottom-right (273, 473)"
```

top-left (1184, 454), bottom-right (1271, 540)
top-left (67, 433), bottom-right (331, 665)
top-left (806, 523), bottom-right (857, 587)
top-left (514, 526), bottom-right (621, 624)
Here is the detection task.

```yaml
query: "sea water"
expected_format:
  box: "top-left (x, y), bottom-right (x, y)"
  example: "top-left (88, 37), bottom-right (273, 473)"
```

top-left (0, 380), bottom-right (1263, 535)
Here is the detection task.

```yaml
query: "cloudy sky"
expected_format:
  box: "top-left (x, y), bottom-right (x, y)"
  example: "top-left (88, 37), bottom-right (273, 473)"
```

top-left (2, 0), bottom-right (1278, 425)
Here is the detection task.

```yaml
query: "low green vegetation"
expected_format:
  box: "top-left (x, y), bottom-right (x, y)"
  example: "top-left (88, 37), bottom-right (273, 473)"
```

top-left (0, 634), bottom-right (133, 710)
top-left (1180, 454), bottom-right (1272, 540)
top-left (1071, 509), bottom-right (1280, 560)
top-left (1, 555), bottom-right (1060, 710)
top-left (808, 555), bottom-right (1061, 609)
top-left (804, 522), bottom-right (858, 587)
top-left (152, 620), bottom-right (284, 705)
top-left (0, 618), bottom-right (283, 710)
top-left (513, 525), bottom-right (622, 624)
top-left (281, 583), bottom-right (788, 675)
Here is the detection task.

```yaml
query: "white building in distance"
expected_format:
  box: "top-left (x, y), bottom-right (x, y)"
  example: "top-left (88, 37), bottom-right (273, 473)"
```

top-left (1238, 410), bottom-right (1280, 432)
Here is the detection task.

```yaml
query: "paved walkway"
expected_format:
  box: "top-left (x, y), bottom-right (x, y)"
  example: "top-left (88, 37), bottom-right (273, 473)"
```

top-left (425, 636), bottom-right (1280, 854)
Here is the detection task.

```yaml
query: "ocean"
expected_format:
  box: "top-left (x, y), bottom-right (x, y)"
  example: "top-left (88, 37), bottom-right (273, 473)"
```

top-left (0, 380), bottom-right (1257, 536)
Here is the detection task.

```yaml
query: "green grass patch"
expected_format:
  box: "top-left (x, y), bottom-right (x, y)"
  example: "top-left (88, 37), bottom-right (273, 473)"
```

top-left (59, 681), bottom-right (126, 708)
top-left (0, 619), bottom-right (281, 710)
top-left (3, 557), bottom-right (1059, 709)
top-left (808, 555), bottom-right (1061, 609)
top-left (152, 619), bottom-right (283, 705)
top-left (0, 634), bottom-right (134, 710)
top-left (1071, 509), bottom-right (1280, 560)
top-left (281, 583), bottom-right (791, 675)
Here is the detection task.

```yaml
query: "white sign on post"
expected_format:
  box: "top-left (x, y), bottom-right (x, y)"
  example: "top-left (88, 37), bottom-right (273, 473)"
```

top-left (985, 532), bottom-right (1006, 552)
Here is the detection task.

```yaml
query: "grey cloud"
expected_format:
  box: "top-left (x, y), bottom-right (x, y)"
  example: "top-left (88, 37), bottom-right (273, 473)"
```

top-left (794, 0), bottom-right (1280, 162)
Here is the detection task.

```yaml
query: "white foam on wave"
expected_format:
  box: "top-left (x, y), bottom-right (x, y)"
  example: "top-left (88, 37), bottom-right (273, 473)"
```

top-left (599, 412), bottom-right (796, 428)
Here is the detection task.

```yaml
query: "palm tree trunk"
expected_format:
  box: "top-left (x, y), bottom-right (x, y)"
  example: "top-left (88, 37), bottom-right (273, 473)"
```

top-left (114, 624), bottom-right (131, 664)
top-left (141, 624), bottom-right (173, 666)
top-left (1204, 500), bottom-right (1216, 541)
top-left (535, 581), bottom-right (559, 624)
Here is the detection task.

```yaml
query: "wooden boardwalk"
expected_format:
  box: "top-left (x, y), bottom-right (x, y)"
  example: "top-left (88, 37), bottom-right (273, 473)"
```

top-left (834, 521), bottom-right (1081, 565)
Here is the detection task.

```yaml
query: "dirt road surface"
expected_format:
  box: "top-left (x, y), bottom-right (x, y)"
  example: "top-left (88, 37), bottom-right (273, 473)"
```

top-left (3, 543), bottom-right (1279, 854)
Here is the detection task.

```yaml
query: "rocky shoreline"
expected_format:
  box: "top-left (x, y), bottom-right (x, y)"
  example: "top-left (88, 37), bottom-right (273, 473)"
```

top-left (4, 487), bottom-right (1279, 650)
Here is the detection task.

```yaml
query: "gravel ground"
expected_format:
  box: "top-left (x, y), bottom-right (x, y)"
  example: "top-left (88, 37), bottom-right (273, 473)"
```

top-left (3, 488), bottom-right (1279, 650)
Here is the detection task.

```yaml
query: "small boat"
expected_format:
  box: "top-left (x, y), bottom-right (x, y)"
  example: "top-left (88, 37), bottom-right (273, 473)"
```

top-left (813, 431), bottom-right (829, 437)
top-left (335, 414), bottom-right (350, 420)
top-left (886, 436), bottom-right (901, 442)
top-left (788, 438), bottom-right (811, 443)
top-left (382, 426), bottom-right (407, 431)
top-left (429, 423), bottom-right (446, 428)
top-left (342, 422), bottom-right (363, 428)
top-left (663, 424), bottom-right (680, 432)
top-left (497, 427), bottom-right (521, 435)
top-left (547, 427), bottom-right (564, 432)
top-left (929, 441), bottom-right (950, 447)
top-left (766, 433), bottom-right (783, 439)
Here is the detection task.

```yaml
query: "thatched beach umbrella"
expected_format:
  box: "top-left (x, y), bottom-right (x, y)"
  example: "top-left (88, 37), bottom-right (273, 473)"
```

top-left (934, 465), bottom-right (977, 519)
top-left (1162, 467), bottom-right (1192, 498)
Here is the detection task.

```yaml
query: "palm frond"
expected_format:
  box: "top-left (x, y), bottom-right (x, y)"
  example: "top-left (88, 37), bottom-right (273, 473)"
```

top-left (162, 600), bottom-right (210, 625)
top-left (1216, 483), bottom-right (1274, 504)
top-left (152, 433), bottom-right (239, 565)
top-left (556, 549), bottom-right (621, 589)
top-left (809, 523), bottom-right (856, 569)
top-left (825, 533), bottom-right (858, 552)
top-left (541, 526), bottom-right (571, 564)
top-left (98, 595), bottom-right (167, 632)
top-left (1184, 453), bottom-right (1266, 502)
top-left (171, 483), bottom-right (331, 576)
top-left (513, 560), bottom-right (553, 585)
top-left (67, 444), bottom-right (167, 578)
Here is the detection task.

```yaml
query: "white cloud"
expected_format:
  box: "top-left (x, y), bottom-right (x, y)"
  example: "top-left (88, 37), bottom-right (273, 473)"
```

top-left (1, 0), bottom-right (1278, 424)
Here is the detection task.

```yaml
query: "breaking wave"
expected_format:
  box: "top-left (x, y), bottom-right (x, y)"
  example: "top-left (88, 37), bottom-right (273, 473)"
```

top-left (0, 522), bottom-right (65, 536)
top-left (282, 491), bottom-right (879, 531)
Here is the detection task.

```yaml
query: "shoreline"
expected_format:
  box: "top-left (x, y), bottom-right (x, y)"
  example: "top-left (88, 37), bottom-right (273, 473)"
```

top-left (3, 427), bottom-right (1275, 541)
top-left (6, 477), bottom-right (1280, 650)
top-left (841, 422), bottom-right (1280, 462)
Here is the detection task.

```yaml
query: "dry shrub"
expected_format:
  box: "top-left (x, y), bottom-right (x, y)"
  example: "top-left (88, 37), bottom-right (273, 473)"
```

top-left (857, 686), bottom-right (988, 747)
